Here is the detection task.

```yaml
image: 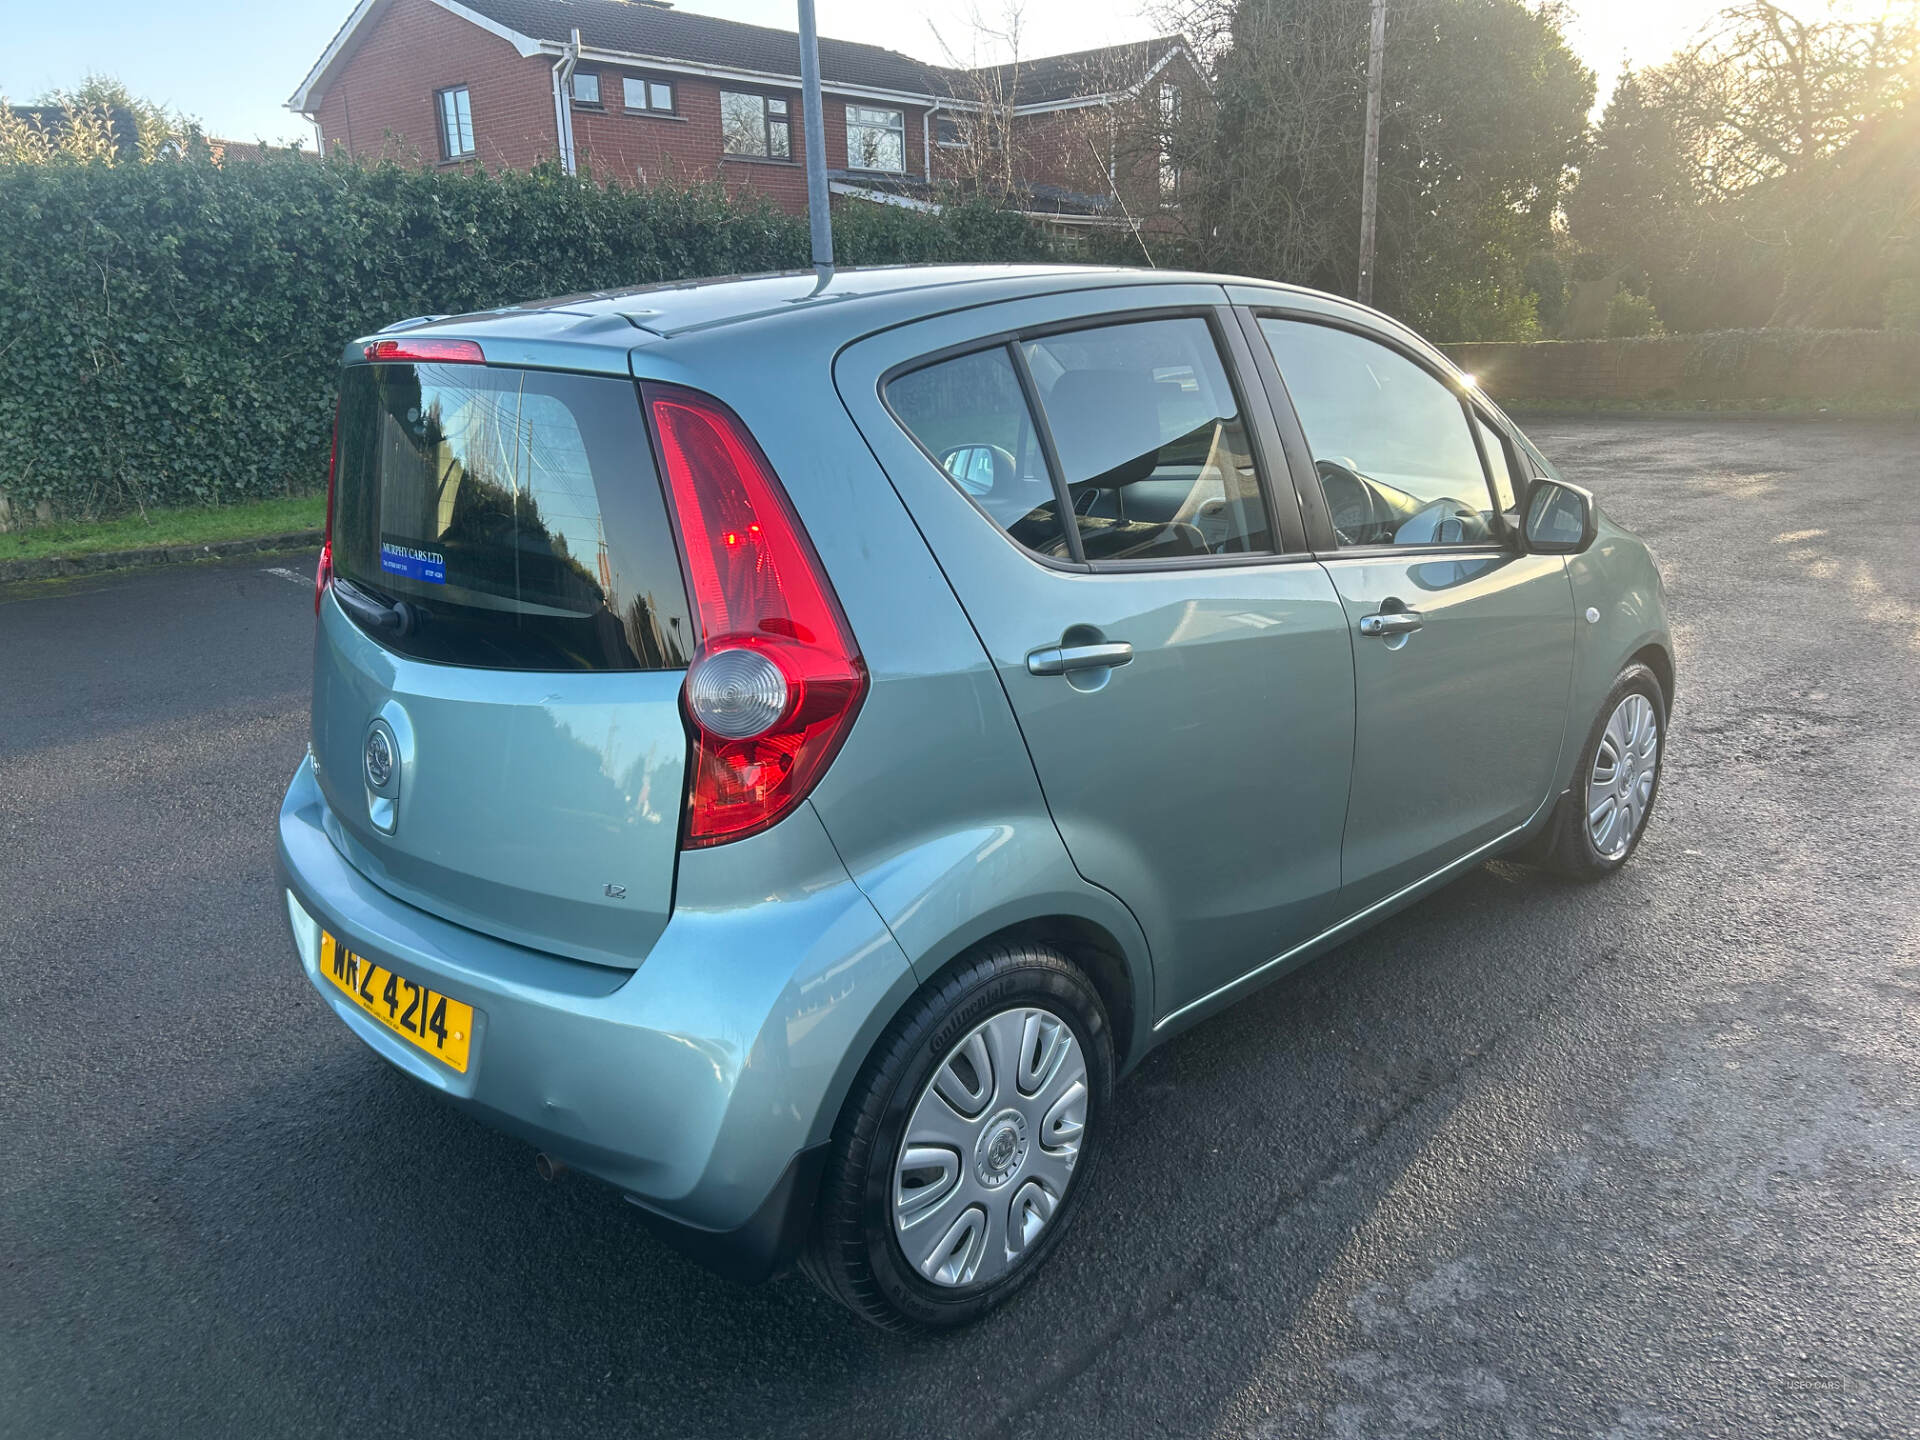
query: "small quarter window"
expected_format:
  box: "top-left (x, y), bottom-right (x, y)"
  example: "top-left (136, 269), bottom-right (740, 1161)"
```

top-left (435, 86), bottom-right (474, 160)
top-left (889, 348), bottom-right (1071, 558)
top-left (622, 76), bottom-right (674, 113)
top-left (1472, 412), bottom-right (1522, 527)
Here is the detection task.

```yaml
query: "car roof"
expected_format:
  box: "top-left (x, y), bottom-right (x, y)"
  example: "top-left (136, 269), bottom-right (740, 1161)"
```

top-left (347, 264), bottom-right (1436, 375)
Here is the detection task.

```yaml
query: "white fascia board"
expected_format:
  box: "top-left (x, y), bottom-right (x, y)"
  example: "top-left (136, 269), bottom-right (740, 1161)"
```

top-left (538, 42), bottom-right (941, 107)
top-left (431, 0), bottom-right (545, 55)
top-left (287, 0), bottom-right (386, 113)
top-left (285, 0), bottom-right (544, 114)
top-left (829, 181), bottom-right (942, 212)
top-left (1008, 42), bottom-right (1209, 116)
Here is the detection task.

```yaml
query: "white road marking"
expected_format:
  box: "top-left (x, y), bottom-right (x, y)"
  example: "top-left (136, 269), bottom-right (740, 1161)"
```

top-left (262, 567), bottom-right (309, 587)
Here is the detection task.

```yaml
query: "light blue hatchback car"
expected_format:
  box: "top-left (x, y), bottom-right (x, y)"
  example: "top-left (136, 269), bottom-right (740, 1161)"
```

top-left (279, 264), bottom-right (1672, 1329)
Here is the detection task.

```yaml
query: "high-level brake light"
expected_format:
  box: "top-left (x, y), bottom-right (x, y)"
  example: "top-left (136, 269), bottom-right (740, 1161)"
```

top-left (362, 337), bottom-right (485, 365)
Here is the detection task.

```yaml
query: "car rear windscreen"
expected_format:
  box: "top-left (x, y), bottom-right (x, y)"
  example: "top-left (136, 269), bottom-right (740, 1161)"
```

top-left (331, 361), bottom-right (693, 671)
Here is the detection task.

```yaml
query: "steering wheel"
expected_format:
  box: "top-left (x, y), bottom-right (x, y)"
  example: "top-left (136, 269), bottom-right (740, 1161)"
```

top-left (1316, 459), bottom-right (1379, 546)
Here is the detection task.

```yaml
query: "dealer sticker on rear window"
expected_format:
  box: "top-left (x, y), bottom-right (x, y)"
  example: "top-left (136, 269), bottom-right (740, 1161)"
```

top-left (379, 542), bottom-right (446, 585)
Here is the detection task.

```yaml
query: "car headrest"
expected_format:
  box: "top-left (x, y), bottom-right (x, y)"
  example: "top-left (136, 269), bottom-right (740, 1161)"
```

top-left (1044, 370), bottom-right (1163, 490)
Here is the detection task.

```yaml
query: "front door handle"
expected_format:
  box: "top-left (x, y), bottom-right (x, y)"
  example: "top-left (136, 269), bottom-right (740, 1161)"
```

top-left (1027, 641), bottom-right (1134, 676)
top-left (1358, 610), bottom-right (1423, 638)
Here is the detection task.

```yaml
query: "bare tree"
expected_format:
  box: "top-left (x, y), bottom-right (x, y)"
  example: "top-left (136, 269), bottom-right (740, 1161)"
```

top-left (928, 2), bottom-right (1029, 199)
top-left (1651, 0), bottom-right (1919, 198)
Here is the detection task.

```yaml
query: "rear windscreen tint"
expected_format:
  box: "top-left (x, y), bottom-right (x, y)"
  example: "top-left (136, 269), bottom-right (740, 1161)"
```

top-left (332, 362), bottom-right (693, 671)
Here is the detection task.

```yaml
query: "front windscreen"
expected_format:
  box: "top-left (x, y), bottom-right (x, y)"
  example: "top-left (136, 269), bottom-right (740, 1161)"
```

top-left (331, 362), bottom-right (693, 671)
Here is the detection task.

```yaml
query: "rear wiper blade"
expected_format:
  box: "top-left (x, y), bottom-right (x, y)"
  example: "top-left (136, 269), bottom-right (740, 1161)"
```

top-left (332, 577), bottom-right (423, 637)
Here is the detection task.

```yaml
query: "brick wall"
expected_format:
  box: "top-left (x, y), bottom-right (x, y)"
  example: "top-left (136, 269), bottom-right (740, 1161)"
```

top-left (313, 1), bottom-right (933, 217)
top-left (570, 75), bottom-right (931, 214)
top-left (315, 0), bottom-right (558, 170)
top-left (1443, 333), bottom-right (1920, 405)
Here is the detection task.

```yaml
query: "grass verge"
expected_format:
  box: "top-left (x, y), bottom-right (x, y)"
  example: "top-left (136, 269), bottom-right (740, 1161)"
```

top-left (0, 494), bottom-right (324, 563)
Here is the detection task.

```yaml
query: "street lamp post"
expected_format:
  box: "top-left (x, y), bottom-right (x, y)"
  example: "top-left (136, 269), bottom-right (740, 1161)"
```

top-left (797, 0), bottom-right (834, 280)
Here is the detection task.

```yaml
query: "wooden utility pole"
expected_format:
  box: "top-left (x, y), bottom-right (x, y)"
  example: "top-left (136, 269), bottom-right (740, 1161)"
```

top-left (1357, 0), bottom-right (1386, 306)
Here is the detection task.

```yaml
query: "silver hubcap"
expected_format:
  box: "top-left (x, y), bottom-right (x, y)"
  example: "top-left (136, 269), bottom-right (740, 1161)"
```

top-left (1587, 692), bottom-right (1660, 859)
top-left (893, 1007), bottom-right (1088, 1289)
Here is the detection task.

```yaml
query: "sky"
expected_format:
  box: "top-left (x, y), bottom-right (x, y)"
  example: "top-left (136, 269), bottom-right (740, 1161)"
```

top-left (0, 1), bottom-right (1871, 145)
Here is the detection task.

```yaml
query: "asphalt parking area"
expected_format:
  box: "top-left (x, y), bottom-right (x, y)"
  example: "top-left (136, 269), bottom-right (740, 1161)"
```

top-left (3, 418), bottom-right (1916, 1438)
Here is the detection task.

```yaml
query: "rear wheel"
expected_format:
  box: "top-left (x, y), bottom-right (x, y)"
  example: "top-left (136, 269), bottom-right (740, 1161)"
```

top-left (1536, 662), bottom-right (1666, 879)
top-left (801, 941), bottom-right (1113, 1331)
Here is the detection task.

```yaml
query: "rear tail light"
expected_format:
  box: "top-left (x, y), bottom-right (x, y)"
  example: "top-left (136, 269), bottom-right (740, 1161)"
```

top-left (316, 400), bottom-right (339, 615)
top-left (644, 382), bottom-right (867, 847)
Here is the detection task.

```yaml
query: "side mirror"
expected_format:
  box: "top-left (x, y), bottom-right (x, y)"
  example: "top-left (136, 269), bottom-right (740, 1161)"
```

top-left (1523, 478), bottom-right (1598, 554)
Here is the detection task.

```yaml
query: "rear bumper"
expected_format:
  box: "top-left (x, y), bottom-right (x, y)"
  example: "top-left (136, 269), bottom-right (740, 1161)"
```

top-left (276, 757), bottom-right (916, 1279)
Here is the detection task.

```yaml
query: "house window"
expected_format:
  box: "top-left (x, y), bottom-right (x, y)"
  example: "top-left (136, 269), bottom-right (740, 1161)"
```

top-left (571, 71), bottom-right (601, 107)
top-left (436, 86), bottom-right (474, 160)
top-left (721, 91), bottom-right (791, 159)
top-left (622, 76), bottom-right (675, 113)
top-left (934, 113), bottom-right (972, 148)
top-left (1158, 82), bottom-right (1180, 197)
top-left (847, 104), bottom-right (906, 172)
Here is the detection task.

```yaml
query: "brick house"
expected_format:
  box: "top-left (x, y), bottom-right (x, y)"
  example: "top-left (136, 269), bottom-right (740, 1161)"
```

top-left (287, 0), bottom-right (1203, 236)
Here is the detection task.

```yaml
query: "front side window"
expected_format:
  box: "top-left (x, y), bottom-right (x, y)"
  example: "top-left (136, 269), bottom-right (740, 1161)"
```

top-left (888, 316), bottom-right (1274, 565)
top-left (622, 76), bottom-right (674, 113)
top-left (436, 86), bottom-right (474, 160)
top-left (847, 104), bottom-right (906, 172)
top-left (571, 71), bottom-right (601, 106)
top-left (1259, 318), bottom-right (1498, 548)
top-left (721, 91), bottom-right (791, 159)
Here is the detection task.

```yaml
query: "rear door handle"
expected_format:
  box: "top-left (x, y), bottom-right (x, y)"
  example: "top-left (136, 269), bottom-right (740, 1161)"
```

top-left (1358, 610), bottom-right (1423, 637)
top-left (1026, 641), bottom-right (1134, 676)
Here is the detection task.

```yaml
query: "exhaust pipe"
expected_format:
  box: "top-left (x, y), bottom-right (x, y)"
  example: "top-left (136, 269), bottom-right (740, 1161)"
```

top-left (534, 1152), bottom-right (568, 1182)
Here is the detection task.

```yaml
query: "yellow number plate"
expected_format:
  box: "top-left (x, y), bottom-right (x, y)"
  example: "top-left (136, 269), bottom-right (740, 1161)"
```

top-left (320, 932), bottom-right (474, 1074)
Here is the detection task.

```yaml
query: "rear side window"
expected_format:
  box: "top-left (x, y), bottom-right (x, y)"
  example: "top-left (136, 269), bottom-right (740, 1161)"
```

top-left (1024, 318), bottom-right (1272, 560)
top-left (331, 363), bottom-right (693, 671)
top-left (887, 315), bottom-right (1274, 564)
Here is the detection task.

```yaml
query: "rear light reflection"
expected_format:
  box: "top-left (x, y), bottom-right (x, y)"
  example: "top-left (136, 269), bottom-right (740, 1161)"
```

top-left (316, 399), bottom-right (340, 616)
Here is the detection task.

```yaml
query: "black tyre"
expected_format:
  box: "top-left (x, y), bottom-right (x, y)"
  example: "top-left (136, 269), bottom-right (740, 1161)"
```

top-left (1536, 662), bottom-right (1667, 880)
top-left (801, 940), bottom-right (1114, 1331)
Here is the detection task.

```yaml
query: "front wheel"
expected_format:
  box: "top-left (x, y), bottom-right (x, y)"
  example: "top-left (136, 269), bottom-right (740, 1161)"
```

top-left (801, 941), bottom-right (1114, 1331)
top-left (1536, 662), bottom-right (1667, 879)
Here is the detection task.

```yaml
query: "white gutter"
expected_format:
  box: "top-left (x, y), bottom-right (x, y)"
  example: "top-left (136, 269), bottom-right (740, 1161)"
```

top-left (551, 29), bottom-right (581, 176)
top-left (532, 41), bottom-right (956, 110)
top-left (829, 180), bottom-right (941, 212)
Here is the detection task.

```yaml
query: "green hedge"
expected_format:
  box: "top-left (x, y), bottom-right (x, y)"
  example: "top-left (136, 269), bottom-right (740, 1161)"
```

top-left (0, 154), bottom-right (1055, 523)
